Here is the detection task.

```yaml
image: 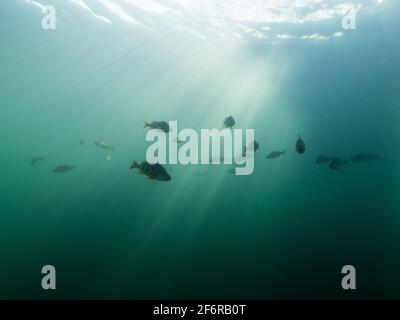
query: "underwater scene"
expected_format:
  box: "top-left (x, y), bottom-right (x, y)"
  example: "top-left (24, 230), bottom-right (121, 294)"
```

top-left (0, 0), bottom-right (400, 299)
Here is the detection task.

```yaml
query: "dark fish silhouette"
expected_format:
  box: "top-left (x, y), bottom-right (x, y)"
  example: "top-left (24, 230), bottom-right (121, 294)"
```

top-left (144, 121), bottom-right (170, 133)
top-left (266, 151), bottom-right (285, 159)
top-left (329, 157), bottom-right (348, 170)
top-left (130, 160), bottom-right (171, 181)
top-left (242, 140), bottom-right (259, 156)
top-left (315, 155), bottom-right (331, 165)
top-left (30, 156), bottom-right (45, 165)
top-left (350, 153), bottom-right (380, 163)
top-left (296, 135), bottom-right (306, 154)
top-left (54, 165), bottom-right (76, 173)
top-left (94, 140), bottom-right (114, 151)
top-left (223, 116), bottom-right (235, 128)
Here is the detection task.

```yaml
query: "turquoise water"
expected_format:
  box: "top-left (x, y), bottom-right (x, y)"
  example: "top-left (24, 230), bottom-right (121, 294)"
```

top-left (1, 0), bottom-right (400, 299)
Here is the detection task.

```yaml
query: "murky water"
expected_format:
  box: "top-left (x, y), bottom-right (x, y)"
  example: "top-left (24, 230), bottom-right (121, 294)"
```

top-left (0, 0), bottom-right (399, 299)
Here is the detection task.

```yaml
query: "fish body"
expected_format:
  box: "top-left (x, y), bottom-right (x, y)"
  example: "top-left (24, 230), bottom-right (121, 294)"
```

top-left (30, 156), bottom-right (45, 165)
top-left (329, 157), bottom-right (348, 170)
top-left (350, 153), bottom-right (380, 163)
top-left (94, 140), bottom-right (114, 151)
top-left (242, 141), bottom-right (259, 156)
top-left (223, 116), bottom-right (235, 129)
top-left (144, 121), bottom-right (170, 133)
top-left (266, 151), bottom-right (285, 159)
top-left (130, 160), bottom-right (171, 181)
top-left (296, 135), bottom-right (306, 154)
top-left (315, 155), bottom-right (331, 165)
top-left (54, 165), bottom-right (76, 173)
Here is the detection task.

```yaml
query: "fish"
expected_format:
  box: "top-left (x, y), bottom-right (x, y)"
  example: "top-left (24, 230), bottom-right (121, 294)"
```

top-left (223, 116), bottom-right (235, 129)
top-left (94, 140), bottom-right (114, 151)
top-left (266, 151), bottom-right (285, 159)
top-left (130, 160), bottom-right (171, 181)
top-left (350, 153), bottom-right (380, 163)
top-left (144, 121), bottom-right (170, 133)
top-left (315, 155), bottom-right (331, 165)
top-left (296, 135), bottom-right (306, 154)
top-left (329, 157), bottom-right (348, 170)
top-left (242, 141), bottom-right (259, 157)
top-left (54, 165), bottom-right (76, 173)
top-left (30, 156), bottom-right (45, 165)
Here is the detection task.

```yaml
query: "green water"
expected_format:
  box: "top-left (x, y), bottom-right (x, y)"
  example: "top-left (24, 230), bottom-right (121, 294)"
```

top-left (1, 0), bottom-right (400, 299)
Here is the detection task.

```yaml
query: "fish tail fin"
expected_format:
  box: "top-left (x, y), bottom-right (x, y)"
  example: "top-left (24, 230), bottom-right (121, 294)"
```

top-left (130, 160), bottom-right (139, 170)
top-left (144, 122), bottom-right (150, 128)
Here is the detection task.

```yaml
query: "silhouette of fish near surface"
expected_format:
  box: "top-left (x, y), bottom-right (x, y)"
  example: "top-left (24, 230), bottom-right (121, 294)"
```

top-left (130, 160), bottom-right (171, 181)
top-left (54, 165), bottom-right (76, 173)
top-left (315, 155), bottom-right (331, 165)
top-left (223, 116), bottom-right (235, 129)
top-left (329, 157), bottom-right (348, 170)
top-left (350, 153), bottom-right (380, 163)
top-left (266, 151), bottom-right (285, 159)
top-left (30, 156), bottom-right (45, 165)
top-left (144, 121), bottom-right (170, 133)
top-left (296, 135), bottom-right (306, 154)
